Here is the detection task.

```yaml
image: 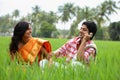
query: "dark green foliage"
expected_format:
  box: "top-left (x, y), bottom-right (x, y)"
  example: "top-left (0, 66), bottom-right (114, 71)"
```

top-left (109, 21), bottom-right (120, 41)
top-left (40, 21), bottom-right (57, 37)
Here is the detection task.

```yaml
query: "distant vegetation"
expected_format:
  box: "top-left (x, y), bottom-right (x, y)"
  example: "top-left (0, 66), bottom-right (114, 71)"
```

top-left (0, 0), bottom-right (120, 40)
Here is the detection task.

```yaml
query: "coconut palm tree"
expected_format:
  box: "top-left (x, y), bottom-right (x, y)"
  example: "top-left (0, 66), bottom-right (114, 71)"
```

top-left (58, 3), bottom-right (76, 38)
top-left (68, 6), bottom-right (94, 38)
top-left (31, 5), bottom-right (41, 36)
top-left (12, 9), bottom-right (20, 20)
top-left (94, 0), bottom-right (120, 27)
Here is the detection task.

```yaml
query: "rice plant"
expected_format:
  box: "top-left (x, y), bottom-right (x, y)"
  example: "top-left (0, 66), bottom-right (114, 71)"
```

top-left (0, 37), bottom-right (120, 80)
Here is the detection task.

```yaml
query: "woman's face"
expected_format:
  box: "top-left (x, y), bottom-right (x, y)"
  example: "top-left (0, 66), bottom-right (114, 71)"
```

top-left (22, 24), bottom-right (32, 40)
top-left (79, 24), bottom-right (89, 38)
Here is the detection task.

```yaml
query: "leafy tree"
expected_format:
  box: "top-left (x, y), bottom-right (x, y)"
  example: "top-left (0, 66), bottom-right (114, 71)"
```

top-left (67, 0), bottom-right (120, 39)
top-left (51, 31), bottom-right (60, 38)
top-left (68, 21), bottom-right (79, 38)
top-left (77, 6), bottom-right (94, 22)
top-left (69, 6), bottom-right (94, 38)
top-left (108, 21), bottom-right (120, 41)
top-left (94, 0), bottom-right (120, 27)
top-left (44, 11), bottom-right (58, 23)
top-left (12, 9), bottom-right (20, 20)
top-left (95, 27), bottom-right (104, 40)
top-left (58, 3), bottom-right (76, 22)
top-left (102, 27), bottom-right (110, 40)
top-left (0, 14), bottom-right (13, 36)
top-left (31, 5), bottom-right (41, 36)
top-left (40, 21), bottom-right (57, 37)
top-left (58, 3), bottom-right (76, 37)
top-left (30, 5), bottom-right (58, 37)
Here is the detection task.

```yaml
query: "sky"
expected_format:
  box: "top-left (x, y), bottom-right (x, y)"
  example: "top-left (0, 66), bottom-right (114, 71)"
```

top-left (0, 0), bottom-right (120, 29)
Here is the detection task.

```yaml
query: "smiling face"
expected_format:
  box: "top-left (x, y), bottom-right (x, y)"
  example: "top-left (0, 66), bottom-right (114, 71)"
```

top-left (79, 24), bottom-right (89, 38)
top-left (22, 24), bottom-right (32, 43)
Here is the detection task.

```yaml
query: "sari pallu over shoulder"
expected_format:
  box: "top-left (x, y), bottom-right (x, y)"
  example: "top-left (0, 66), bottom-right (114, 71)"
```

top-left (18, 38), bottom-right (52, 64)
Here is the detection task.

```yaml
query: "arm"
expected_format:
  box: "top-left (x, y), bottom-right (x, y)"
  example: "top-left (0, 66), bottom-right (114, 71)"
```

top-left (39, 46), bottom-right (53, 65)
top-left (39, 46), bottom-right (52, 62)
top-left (77, 39), bottom-right (86, 61)
top-left (53, 41), bottom-right (70, 58)
top-left (77, 33), bottom-right (91, 62)
top-left (53, 51), bottom-right (61, 58)
top-left (77, 42), bottom-right (96, 64)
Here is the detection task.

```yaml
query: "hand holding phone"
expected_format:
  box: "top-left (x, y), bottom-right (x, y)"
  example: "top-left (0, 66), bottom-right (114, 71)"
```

top-left (82, 32), bottom-right (92, 41)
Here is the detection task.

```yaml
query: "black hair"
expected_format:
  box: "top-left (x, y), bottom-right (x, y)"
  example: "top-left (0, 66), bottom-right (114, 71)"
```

top-left (9, 21), bottom-right (30, 56)
top-left (82, 21), bottom-right (97, 39)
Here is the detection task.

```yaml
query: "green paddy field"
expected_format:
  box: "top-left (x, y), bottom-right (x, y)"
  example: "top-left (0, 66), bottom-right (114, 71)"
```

top-left (0, 37), bottom-right (120, 80)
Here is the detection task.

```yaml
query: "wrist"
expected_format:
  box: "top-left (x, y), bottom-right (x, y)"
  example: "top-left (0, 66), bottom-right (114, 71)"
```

top-left (81, 39), bottom-right (87, 44)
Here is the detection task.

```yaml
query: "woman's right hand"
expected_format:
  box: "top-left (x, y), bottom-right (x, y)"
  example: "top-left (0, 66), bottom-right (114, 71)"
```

top-left (47, 52), bottom-right (53, 60)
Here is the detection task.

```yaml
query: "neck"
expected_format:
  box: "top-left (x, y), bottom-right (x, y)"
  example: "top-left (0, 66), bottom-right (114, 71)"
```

top-left (22, 37), bottom-right (31, 44)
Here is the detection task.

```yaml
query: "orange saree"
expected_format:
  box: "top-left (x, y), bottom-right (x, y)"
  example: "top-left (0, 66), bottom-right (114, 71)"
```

top-left (18, 37), bottom-right (51, 64)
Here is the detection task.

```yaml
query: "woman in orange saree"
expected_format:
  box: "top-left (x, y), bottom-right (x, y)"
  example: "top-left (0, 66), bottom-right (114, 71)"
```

top-left (9, 21), bottom-right (52, 65)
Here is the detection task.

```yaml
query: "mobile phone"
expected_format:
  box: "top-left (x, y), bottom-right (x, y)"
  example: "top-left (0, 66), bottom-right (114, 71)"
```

top-left (90, 33), bottom-right (93, 38)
